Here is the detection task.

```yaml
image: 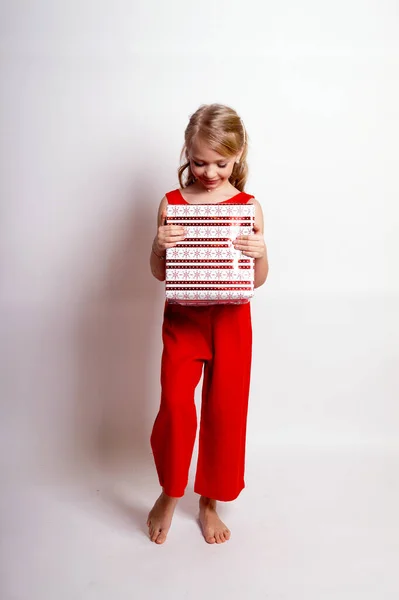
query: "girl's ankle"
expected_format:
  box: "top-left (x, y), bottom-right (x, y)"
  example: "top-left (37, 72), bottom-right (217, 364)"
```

top-left (199, 495), bottom-right (216, 508)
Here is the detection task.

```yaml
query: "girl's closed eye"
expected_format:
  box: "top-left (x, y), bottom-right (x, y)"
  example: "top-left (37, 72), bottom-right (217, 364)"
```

top-left (193, 161), bottom-right (227, 168)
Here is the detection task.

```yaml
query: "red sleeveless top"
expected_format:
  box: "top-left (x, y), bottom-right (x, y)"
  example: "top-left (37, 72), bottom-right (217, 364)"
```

top-left (166, 188), bottom-right (254, 205)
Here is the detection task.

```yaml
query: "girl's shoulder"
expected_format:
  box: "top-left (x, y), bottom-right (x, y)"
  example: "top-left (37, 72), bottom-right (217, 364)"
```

top-left (164, 189), bottom-right (183, 204)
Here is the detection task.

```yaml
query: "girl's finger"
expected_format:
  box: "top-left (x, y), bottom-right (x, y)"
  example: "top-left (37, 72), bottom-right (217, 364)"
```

top-left (235, 234), bottom-right (262, 242)
top-left (235, 243), bottom-right (262, 251)
top-left (160, 234), bottom-right (186, 246)
top-left (161, 225), bottom-right (186, 234)
top-left (166, 232), bottom-right (186, 238)
top-left (164, 236), bottom-right (186, 244)
top-left (163, 235), bottom-right (186, 243)
top-left (238, 248), bottom-right (264, 257)
top-left (161, 229), bottom-right (186, 237)
top-left (163, 240), bottom-right (186, 249)
top-left (236, 233), bottom-right (263, 240)
top-left (241, 251), bottom-right (263, 258)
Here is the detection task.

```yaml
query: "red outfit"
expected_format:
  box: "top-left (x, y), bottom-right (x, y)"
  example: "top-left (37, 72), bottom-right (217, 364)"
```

top-left (150, 189), bottom-right (254, 501)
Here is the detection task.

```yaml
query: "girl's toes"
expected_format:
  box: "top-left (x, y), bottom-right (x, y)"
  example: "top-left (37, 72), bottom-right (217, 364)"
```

top-left (215, 533), bottom-right (223, 543)
top-left (224, 529), bottom-right (231, 540)
top-left (206, 535), bottom-right (216, 544)
top-left (155, 530), bottom-right (167, 544)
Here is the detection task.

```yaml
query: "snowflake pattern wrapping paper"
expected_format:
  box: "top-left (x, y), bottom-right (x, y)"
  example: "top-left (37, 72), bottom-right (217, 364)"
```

top-left (165, 203), bottom-right (255, 305)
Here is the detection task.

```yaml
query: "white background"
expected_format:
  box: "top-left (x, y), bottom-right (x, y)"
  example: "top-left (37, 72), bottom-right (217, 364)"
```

top-left (1, 1), bottom-right (398, 599)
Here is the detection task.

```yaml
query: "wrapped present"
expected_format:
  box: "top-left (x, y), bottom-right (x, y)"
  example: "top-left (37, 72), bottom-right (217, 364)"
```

top-left (165, 203), bottom-right (255, 305)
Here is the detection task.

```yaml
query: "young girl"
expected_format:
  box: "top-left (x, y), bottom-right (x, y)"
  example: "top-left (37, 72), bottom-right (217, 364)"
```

top-left (147, 103), bottom-right (269, 544)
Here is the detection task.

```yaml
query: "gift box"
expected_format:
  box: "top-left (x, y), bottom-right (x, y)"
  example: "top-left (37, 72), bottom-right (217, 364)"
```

top-left (165, 203), bottom-right (255, 305)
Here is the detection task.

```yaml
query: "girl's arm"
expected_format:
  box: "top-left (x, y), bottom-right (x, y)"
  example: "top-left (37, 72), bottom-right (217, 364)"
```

top-left (150, 197), bottom-right (186, 282)
top-left (150, 196), bottom-right (167, 281)
top-left (253, 199), bottom-right (269, 289)
top-left (233, 198), bottom-right (269, 289)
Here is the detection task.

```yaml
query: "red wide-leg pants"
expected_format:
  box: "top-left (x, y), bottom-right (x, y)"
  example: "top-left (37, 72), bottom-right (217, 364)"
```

top-left (150, 300), bottom-right (252, 501)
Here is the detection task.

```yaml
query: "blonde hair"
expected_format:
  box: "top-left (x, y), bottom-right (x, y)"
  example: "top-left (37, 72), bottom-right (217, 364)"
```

top-left (178, 103), bottom-right (249, 192)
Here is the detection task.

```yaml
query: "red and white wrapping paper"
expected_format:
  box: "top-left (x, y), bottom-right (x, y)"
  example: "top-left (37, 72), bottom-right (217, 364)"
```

top-left (165, 203), bottom-right (255, 305)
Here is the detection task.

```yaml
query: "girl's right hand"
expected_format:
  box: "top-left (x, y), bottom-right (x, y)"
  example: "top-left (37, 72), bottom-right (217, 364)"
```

top-left (154, 209), bottom-right (187, 253)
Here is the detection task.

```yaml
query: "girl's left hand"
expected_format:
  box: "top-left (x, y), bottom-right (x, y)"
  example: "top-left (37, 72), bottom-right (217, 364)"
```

top-left (233, 223), bottom-right (266, 259)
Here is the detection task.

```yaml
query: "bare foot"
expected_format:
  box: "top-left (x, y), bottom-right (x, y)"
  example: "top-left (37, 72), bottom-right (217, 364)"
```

top-left (199, 496), bottom-right (231, 544)
top-left (147, 491), bottom-right (179, 544)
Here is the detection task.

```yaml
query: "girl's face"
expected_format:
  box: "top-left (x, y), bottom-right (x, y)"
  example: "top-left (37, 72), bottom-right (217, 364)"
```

top-left (188, 136), bottom-right (241, 191)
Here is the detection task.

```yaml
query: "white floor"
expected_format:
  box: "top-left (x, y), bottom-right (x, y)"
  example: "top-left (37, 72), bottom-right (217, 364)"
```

top-left (2, 443), bottom-right (399, 600)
